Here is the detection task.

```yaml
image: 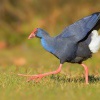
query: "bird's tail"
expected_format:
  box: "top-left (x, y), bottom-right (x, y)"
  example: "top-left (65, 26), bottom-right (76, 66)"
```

top-left (89, 30), bottom-right (100, 53)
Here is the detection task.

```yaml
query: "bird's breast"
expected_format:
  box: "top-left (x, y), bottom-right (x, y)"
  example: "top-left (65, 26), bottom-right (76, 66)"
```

top-left (41, 38), bottom-right (55, 53)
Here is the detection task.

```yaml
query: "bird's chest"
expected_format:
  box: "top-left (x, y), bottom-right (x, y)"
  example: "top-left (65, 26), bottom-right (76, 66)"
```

top-left (41, 39), bottom-right (55, 53)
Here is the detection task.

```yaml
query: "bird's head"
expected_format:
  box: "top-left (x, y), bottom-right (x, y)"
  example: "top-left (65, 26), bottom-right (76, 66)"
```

top-left (28, 28), bottom-right (48, 39)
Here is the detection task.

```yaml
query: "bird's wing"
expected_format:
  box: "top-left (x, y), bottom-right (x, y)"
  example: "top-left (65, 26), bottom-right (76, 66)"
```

top-left (59, 12), bottom-right (100, 42)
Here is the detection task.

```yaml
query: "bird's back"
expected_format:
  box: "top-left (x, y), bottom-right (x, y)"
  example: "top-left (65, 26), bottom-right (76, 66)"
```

top-left (56, 12), bottom-right (100, 42)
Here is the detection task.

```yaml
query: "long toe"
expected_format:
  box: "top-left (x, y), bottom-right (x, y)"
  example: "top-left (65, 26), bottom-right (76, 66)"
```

top-left (27, 75), bottom-right (44, 82)
top-left (18, 74), bottom-right (33, 77)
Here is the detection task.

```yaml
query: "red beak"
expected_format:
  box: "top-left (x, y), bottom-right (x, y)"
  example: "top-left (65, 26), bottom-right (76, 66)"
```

top-left (28, 28), bottom-right (38, 39)
top-left (28, 33), bottom-right (36, 39)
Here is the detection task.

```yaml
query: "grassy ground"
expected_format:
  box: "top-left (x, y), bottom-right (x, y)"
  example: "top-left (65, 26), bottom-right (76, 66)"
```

top-left (0, 46), bottom-right (100, 100)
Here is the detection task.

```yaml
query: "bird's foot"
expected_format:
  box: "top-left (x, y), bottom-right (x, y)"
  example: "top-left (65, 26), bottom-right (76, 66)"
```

top-left (18, 74), bottom-right (44, 82)
top-left (18, 64), bottom-right (62, 82)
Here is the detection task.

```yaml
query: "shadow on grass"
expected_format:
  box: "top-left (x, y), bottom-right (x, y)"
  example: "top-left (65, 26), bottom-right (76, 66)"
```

top-left (50, 75), bottom-right (100, 83)
top-left (88, 75), bottom-right (100, 83)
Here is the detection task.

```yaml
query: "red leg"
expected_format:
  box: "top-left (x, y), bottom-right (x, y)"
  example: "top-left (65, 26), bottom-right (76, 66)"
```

top-left (81, 63), bottom-right (89, 84)
top-left (18, 64), bottom-right (62, 82)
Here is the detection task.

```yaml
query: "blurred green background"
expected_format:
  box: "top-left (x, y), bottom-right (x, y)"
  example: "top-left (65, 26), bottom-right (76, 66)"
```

top-left (0, 0), bottom-right (100, 67)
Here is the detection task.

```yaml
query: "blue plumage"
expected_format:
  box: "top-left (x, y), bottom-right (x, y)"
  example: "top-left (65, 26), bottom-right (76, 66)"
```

top-left (35, 12), bottom-right (100, 64)
top-left (58, 12), bottom-right (100, 42)
top-left (41, 38), bottom-right (55, 53)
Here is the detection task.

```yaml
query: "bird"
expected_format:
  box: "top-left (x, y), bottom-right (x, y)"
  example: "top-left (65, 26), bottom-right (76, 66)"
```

top-left (18, 12), bottom-right (100, 84)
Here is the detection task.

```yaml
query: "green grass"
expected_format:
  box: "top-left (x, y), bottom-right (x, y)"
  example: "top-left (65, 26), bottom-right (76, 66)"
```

top-left (0, 47), bottom-right (100, 100)
top-left (0, 67), bottom-right (100, 100)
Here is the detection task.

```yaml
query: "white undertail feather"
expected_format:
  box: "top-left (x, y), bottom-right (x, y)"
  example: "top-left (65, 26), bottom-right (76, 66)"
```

top-left (89, 30), bottom-right (100, 53)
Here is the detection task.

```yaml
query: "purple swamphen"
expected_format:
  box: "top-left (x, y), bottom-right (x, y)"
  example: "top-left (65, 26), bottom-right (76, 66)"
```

top-left (18, 12), bottom-right (100, 84)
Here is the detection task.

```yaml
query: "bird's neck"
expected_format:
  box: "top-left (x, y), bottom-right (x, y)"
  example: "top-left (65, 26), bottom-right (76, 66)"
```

top-left (40, 30), bottom-right (50, 39)
top-left (40, 35), bottom-right (55, 53)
